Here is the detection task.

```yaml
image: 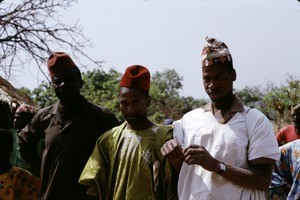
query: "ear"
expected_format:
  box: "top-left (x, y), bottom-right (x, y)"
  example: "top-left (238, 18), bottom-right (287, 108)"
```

top-left (146, 96), bottom-right (151, 107)
top-left (79, 79), bottom-right (84, 89)
top-left (231, 69), bottom-right (237, 81)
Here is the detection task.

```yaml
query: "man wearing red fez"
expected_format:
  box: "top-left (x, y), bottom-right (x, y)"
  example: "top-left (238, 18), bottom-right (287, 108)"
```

top-left (18, 52), bottom-right (120, 200)
top-left (79, 65), bottom-right (178, 199)
top-left (160, 37), bottom-right (280, 199)
top-left (276, 103), bottom-right (300, 145)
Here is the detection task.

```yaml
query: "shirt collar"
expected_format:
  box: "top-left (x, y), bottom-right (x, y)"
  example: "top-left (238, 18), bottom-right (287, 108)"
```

top-left (202, 94), bottom-right (244, 113)
top-left (49, 95), bottom-right (89, 117)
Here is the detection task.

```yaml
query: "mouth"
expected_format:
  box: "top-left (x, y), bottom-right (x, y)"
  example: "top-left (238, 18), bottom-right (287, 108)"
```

top-left (207, 90), bottom-right (220, 95)
top-left (125, 116), bottom-right (136, 121)
top-left (207, 90), bottom-right (222, 100)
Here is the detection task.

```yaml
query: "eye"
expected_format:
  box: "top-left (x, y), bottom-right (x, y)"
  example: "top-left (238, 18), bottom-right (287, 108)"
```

top-left (52, 79), bottom-right (63, 87)
top-left (216, 75), bottom-right (223, 80)
top-left (133, 100), bottom-right (140, 106)
top-left (120, 101), bottom-right (128, 107)
top-left (203, 76), bottom-right (210, 82)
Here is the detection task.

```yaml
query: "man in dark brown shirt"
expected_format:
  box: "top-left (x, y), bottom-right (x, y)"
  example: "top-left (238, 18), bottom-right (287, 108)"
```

top-left (18, 52), bottom-right (120, 200)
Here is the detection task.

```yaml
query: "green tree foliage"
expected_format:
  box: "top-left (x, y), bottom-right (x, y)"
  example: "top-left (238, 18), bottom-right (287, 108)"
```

top-left (234, 75), bottom-right (300, 128)
top-left (81, 68), bottom-right (122, 119)
top-left (25, 68), bottom-right (204, 123)
top-left (234, 86), bottom-right (265, 108)
top-left (30, 81), bottom-right (57, 108)
top-left (149, 69), bottom-right (206, 123)
top-left (149, 69), bottom-right (183, 122)
top-left (19, 68), bottom-right (300, 127)
top-left (262, 75), bottom-right (300, 126)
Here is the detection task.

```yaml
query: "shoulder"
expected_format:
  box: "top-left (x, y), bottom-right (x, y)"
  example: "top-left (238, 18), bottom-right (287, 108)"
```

top-left (31, 104), bottom-right (55, 122)
top-left (97, 122), bottom-right (126, 148)
top-left (88, 102), bottom-right (119, 123)
top-left (88, 102), bottom-right (115, 116)
top-left (36, 104), bottom-right (54, 115)
top-left (278, 125), bottom-right (292, 132)
top-left (158, 124), bottom-right (173, 133)
top-left (243, 107), bottom-right (271, 126)
top-left (181, 108), bottom-right (205, 121)
top-left (280, 139), bottom-right (300, 150)
top-left (10, 166), bottom-right (31, 177)
top-left (186, 108), bottom-right (204, 116)
top-left (89, 102), bottom-right (108, 113)
top-left (100, 122), bottom-right (126, 138)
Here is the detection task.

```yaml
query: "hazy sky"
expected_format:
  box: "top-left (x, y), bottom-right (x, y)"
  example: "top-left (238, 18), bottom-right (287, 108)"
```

top-left (9, 0), bottom-right (300, 99)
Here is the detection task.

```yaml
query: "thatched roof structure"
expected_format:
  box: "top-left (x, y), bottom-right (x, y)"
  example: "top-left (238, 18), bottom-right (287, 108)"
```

top-left (0, 76), bottom-right (35, 129)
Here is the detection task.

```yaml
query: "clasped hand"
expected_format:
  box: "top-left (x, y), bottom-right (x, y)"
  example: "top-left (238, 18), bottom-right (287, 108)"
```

top-left (160, 139), bottom-right (219, 172)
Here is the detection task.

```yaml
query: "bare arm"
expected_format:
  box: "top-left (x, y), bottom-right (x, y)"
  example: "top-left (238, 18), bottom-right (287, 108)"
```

top-left (184, 145), bottom-right (274, 191)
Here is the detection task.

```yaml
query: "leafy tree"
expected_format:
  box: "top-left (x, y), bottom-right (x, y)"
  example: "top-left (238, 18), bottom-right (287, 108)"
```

top-left (149, 69), bottom-right (205, 123)
top-left (181, 96), bottom-right (208, 114)
top-left (26, 68), bottom-right (206, 123)
top-left (233, 75), bottom-right (300, 128)
top-left (27, 68), bottom-right (122, 113)
top-left (81, 68), bottom-right (122, 119)
top-left (0, 0), bottom-right (100, 80)
top-left (30, 80), bottom-right (57, 108)
top-left (234, 86), bottom-right (265, 108)
top-left (149, 69), bottom-right (183, 122)
top-left (262, 75), bottom-right (300, 126)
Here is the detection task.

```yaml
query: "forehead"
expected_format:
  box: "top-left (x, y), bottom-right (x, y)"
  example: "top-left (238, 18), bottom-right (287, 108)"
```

top-left (202, 64), bottom-right (229, 75)
top-left (51, 68), bottom-right (78, 81)
top-left (119, 87), bottom-right (146, 99)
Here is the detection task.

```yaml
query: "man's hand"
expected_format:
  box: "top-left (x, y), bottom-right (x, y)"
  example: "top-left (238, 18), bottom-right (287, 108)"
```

top-left (183, 145), bottom-right (219, 173)
top-left (161, 139), bottom-right (184, 172)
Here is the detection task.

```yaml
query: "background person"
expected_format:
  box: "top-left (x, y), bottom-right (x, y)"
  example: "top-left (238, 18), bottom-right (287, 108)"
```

top-left (0, 129), bottom-right (40, 200)
top-left (269, 139), bottom-right (300, 199)
top-left (11, 103), bottom-right (38, 170)
top-left (79, 65), bottom-right (178, 200)
top-left (276, 104), bottom-right (300, 146)
top-left (18, 52), bottom-right (120, 200)
top-left (160, 37), bottom-right (280, 199)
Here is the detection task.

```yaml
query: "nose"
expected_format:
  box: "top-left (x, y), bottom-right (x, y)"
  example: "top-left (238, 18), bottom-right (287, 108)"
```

top-left (58, 81), bottom-right (65, 88)
top-left (126, 105), bottom-right (134, 114)
top-left (54, 81), bottom-right (65, 89)
top-left (208, 80), bottom-right (217, 89)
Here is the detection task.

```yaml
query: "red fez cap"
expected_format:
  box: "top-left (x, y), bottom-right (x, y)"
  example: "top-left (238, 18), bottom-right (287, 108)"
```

top-left (120, 65), bottom-right (150, 91)
top-left (47, 52), bottom-right (77, 77)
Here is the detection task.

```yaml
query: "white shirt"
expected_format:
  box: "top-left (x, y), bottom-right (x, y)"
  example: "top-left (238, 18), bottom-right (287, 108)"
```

top-left (173, 106), bottom-right (280, 200)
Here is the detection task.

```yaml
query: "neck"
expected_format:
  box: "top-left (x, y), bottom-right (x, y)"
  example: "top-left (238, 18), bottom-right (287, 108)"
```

top-left (127, 119), bottom-right (154, 131)
top-left (59, 95), bottom-right (82, 111)
top-left (212, 94), bottom-right (235, 111)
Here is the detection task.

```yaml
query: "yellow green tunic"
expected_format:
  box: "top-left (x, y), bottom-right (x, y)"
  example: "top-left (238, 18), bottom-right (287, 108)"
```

top-left (79, 122), bottom-right (178, 200)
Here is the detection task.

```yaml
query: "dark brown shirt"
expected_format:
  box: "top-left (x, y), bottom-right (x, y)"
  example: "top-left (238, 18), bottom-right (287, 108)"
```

top-left (18, 96), bottom-right (120, 200)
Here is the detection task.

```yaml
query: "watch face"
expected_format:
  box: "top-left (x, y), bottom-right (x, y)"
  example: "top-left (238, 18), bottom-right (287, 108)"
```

top-left (220, 163), bottom-right (226, 171)
top-left (217, 163), bottom-right (226, 174)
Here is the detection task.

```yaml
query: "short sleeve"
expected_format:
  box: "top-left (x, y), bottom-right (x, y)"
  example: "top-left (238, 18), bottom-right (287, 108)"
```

top-left (246, 108), bottom-right (280, 161)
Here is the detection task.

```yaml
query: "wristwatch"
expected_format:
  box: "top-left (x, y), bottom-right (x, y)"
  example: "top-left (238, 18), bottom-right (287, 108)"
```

top-left (216, 162), bottom-right (227, 174)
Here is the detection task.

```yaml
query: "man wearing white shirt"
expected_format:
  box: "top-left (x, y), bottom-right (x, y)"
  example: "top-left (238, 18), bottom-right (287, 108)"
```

top-left (161, 37), bottom-right (280, 200)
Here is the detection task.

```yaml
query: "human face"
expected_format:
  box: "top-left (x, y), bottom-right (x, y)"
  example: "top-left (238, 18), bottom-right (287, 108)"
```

top-left (51, 69), bottom-right (82, 104)
top-left (119, 87), bottom-right (150, 128)
top-left (292, 113), bottom-right (300, 127)
top-left (202, 64), bottom-right (236, 102)
top-left (13, 112), bottom-right (33, 130)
